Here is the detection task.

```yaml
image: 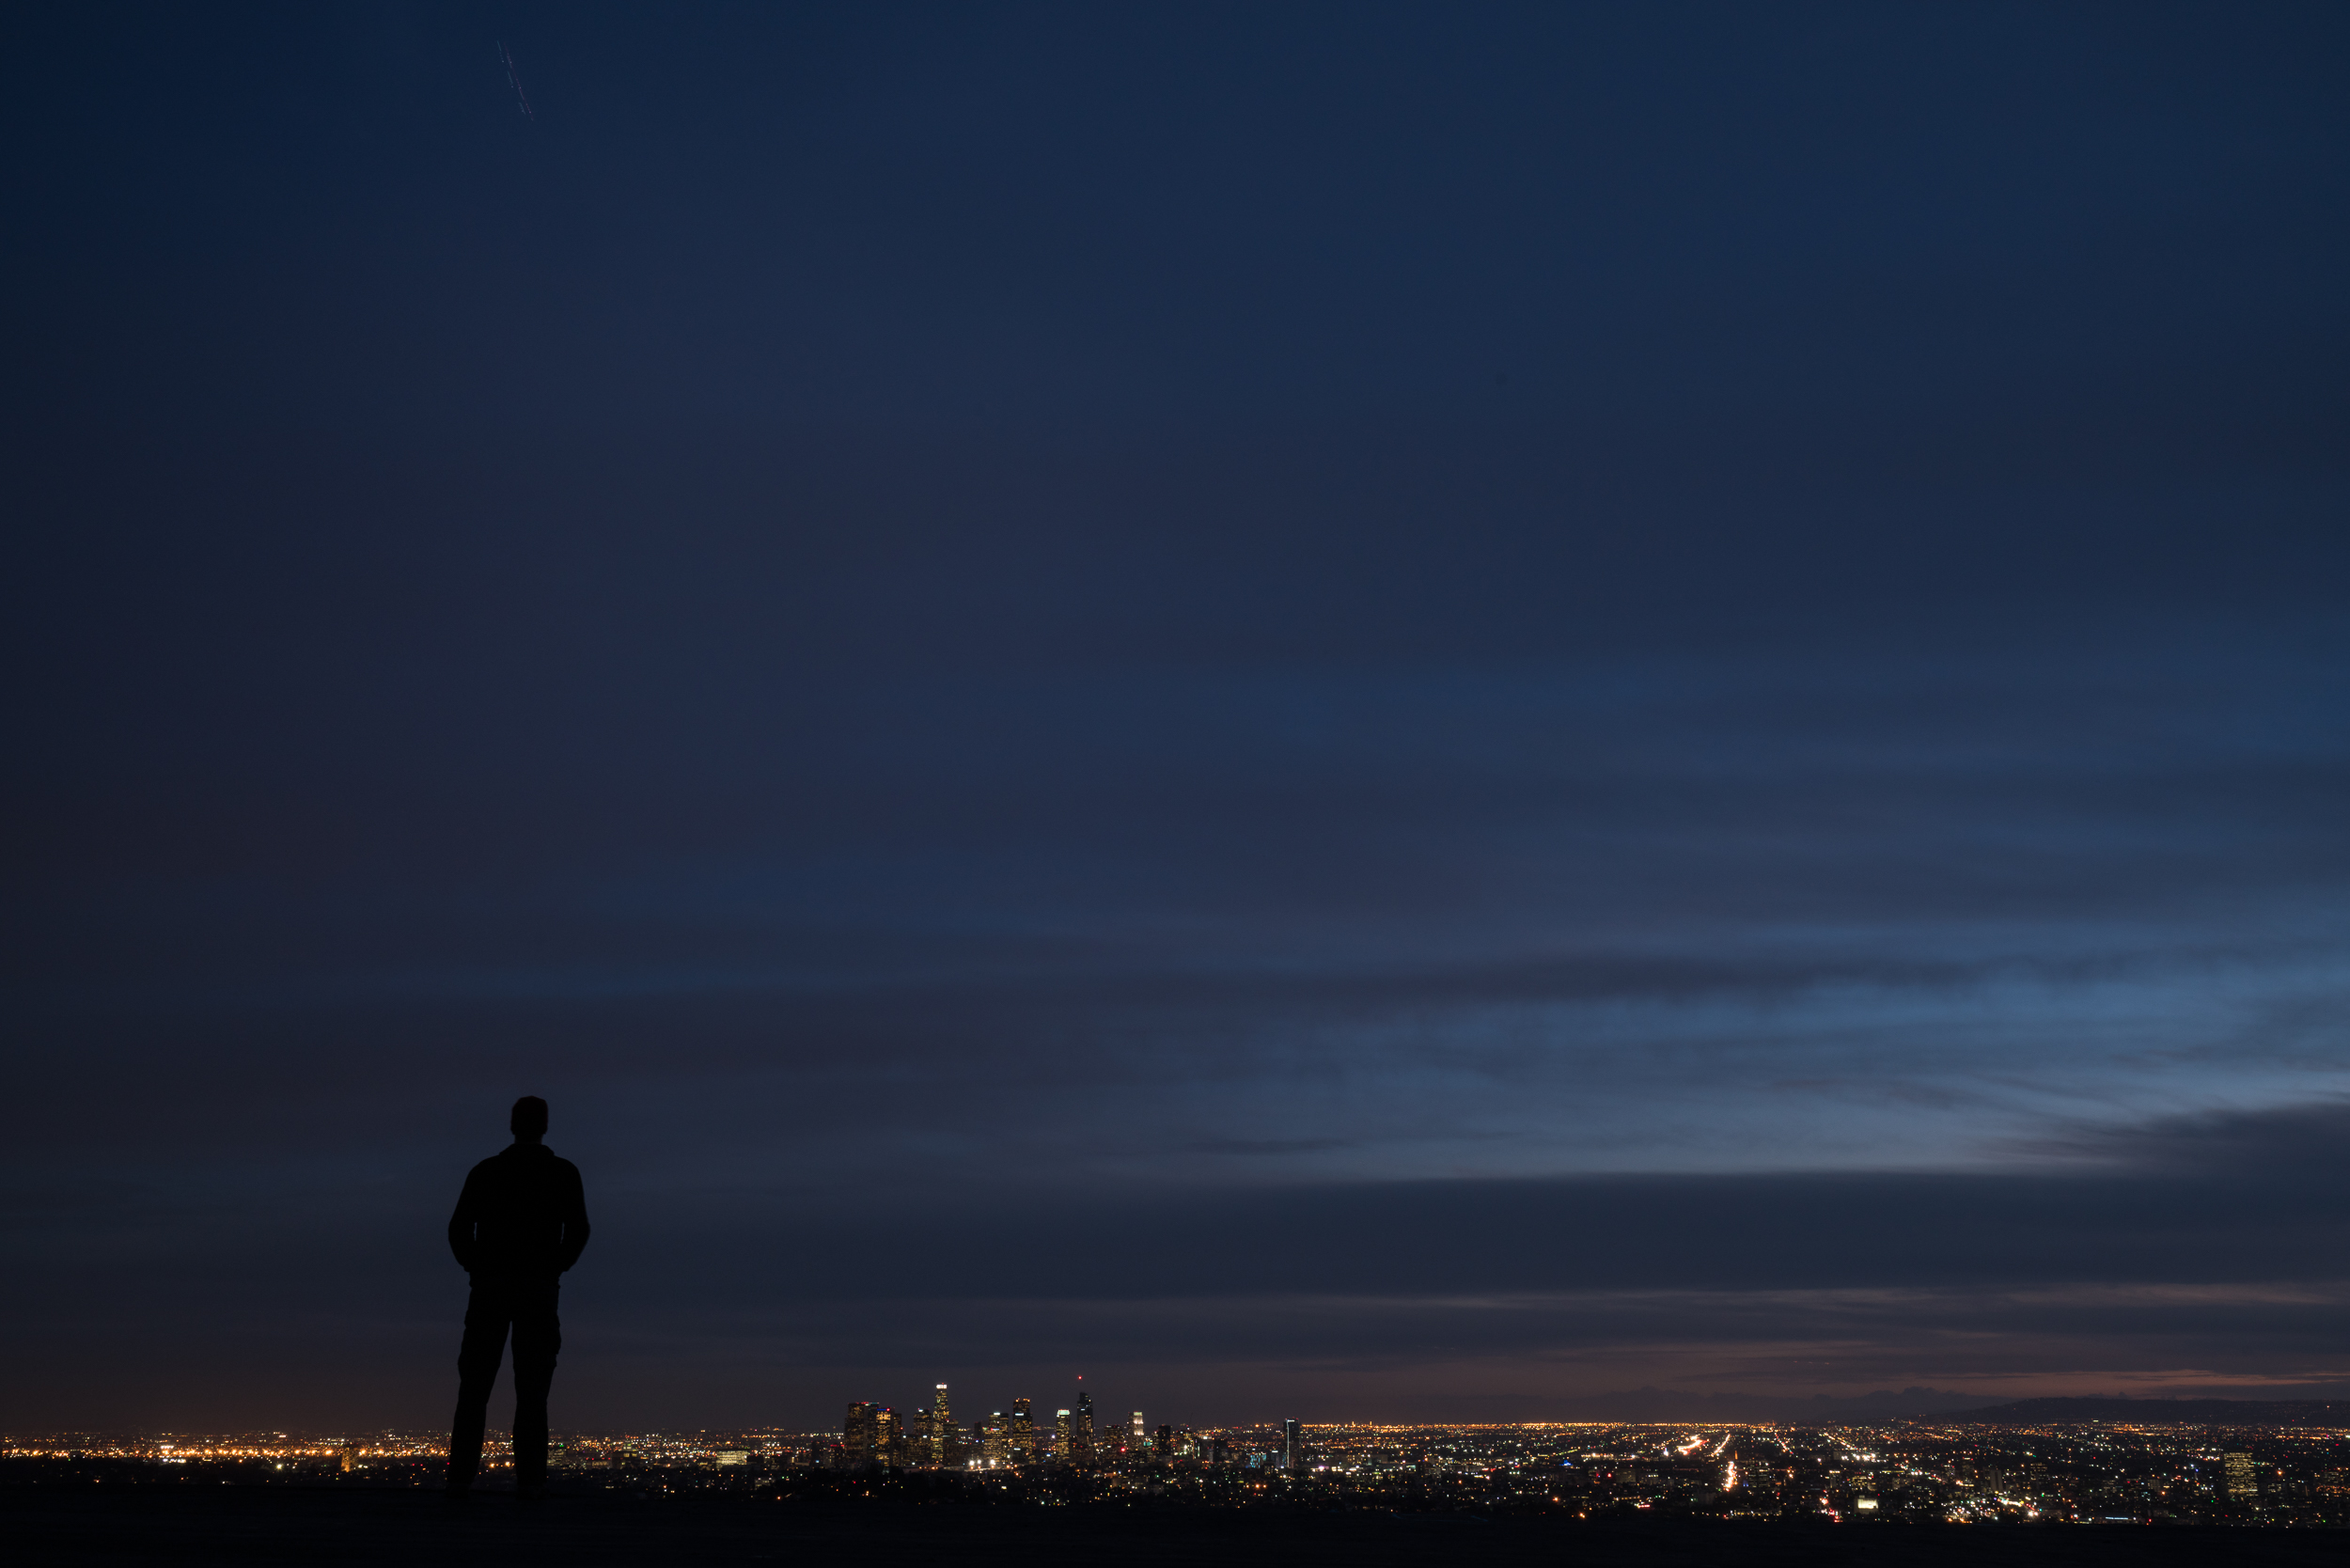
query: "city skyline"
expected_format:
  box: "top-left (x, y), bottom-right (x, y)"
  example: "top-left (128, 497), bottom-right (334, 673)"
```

top-left (14, 1416), bottom-right (2350, 1529)
top-left (831, 1378), bottom-right (1277, 1470)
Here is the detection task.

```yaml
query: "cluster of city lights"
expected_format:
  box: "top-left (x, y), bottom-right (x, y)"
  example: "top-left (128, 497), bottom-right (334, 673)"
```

top-left (15, 1419), bottom-right (2350, 1524)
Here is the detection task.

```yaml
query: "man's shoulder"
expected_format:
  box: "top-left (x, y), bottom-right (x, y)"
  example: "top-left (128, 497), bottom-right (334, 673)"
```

top-left (471, 1144), bottom-right (580, 1184)
top-left (469, 1149), bottom-right (525, 1181)
top-left (512, 1144), bottom-right (582, 1177)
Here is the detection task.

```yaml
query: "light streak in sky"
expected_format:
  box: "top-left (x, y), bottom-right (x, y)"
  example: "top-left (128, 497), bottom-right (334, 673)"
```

top-left (500, 41), bottom-right (535, 121)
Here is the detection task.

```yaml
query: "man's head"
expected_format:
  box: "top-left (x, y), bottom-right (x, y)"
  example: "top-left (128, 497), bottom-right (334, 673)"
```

top-left (510, 1096), bottom-right (549, 1141)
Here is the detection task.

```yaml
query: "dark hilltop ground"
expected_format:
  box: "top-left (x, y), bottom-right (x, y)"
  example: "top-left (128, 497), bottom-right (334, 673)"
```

top-left (10, 1485), bottom-right (2350, 1568)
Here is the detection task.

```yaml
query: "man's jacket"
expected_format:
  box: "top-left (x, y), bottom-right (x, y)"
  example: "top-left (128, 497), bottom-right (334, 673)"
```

top-left (447, 1143), bottom-right (591, 1279)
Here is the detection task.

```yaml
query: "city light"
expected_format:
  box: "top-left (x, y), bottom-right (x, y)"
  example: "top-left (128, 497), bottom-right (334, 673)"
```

top-left (8, 1415), bottom-right (2341, 1524)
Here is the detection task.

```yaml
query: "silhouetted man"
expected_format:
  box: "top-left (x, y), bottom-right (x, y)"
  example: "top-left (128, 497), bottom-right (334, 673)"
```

top-left (445, 1096), bottom-right (590, 1497)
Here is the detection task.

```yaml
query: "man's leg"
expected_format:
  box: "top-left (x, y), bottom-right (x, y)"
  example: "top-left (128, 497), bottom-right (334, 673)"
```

top-left (446, 1280), bottom-right (510, 1493)
top-left (508, 1278), bottom-right (562, 1496)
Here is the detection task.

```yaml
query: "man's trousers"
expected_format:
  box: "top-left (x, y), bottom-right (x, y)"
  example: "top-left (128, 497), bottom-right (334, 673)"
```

top-left (446, 1275), bottom-right (561, 1492)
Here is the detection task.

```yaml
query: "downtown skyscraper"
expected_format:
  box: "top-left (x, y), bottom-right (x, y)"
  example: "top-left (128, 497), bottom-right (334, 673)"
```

top-left (930, 1385), bottom-right (953, 1466)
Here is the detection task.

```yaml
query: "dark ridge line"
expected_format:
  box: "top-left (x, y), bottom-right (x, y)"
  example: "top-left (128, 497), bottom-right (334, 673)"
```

top-left (1947, 1396), bottom-right (2350, 1426)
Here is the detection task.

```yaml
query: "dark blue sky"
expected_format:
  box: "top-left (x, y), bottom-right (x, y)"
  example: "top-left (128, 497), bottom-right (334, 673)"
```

top-left (6, 2), bottom-right (2350, 1431)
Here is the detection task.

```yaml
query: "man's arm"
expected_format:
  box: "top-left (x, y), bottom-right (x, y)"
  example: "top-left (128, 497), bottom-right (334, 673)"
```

top-left (556, 1162), bottom-right (591, 1273)
top-left (447, 1167), bottom-right (483, 1274)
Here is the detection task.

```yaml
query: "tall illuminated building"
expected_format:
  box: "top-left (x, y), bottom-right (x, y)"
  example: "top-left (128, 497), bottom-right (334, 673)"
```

top-left (1055, 1409), bottom-right (1073, 1464)
top-left (874, 1407), bottom-right (901, 1466)
top-left (931, 1385), bottom-right (953, 1466)
top-left (1010, 1397), bottom-right (1035, 1464)
top-left (979, 1411), bottom-right (1008, 1468)
top-left (843, 1403), bottom-right (877, 1466)
top-left (1283, 1419), bottom-right (1301, 1473)
top-left (1073, 1388), bottom-right (1096, 1467)
top-left (1131, 1411), bottom-right (1146, 1449)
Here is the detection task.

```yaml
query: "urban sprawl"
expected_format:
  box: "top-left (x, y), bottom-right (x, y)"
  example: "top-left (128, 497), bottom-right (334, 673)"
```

top-left (15, 1397), bottom-right (2350, 1526)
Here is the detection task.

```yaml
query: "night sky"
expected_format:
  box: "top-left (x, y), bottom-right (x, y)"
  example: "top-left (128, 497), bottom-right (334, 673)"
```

top-left (7, 3), bottom-right (2350, 1433)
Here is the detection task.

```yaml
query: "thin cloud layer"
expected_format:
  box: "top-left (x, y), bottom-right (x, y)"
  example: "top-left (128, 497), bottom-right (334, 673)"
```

top-left (15, 1100), bottom-right (2350, 1427)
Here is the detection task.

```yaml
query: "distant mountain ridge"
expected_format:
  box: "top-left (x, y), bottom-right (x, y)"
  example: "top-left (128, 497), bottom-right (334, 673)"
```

top-left (1528, 1389), bottom-right (2350, 1425)
top-left (1541, 1386), bottom-right (1996, 1423)
top-left (1950, 1397), bottom-right (2350, 1426)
